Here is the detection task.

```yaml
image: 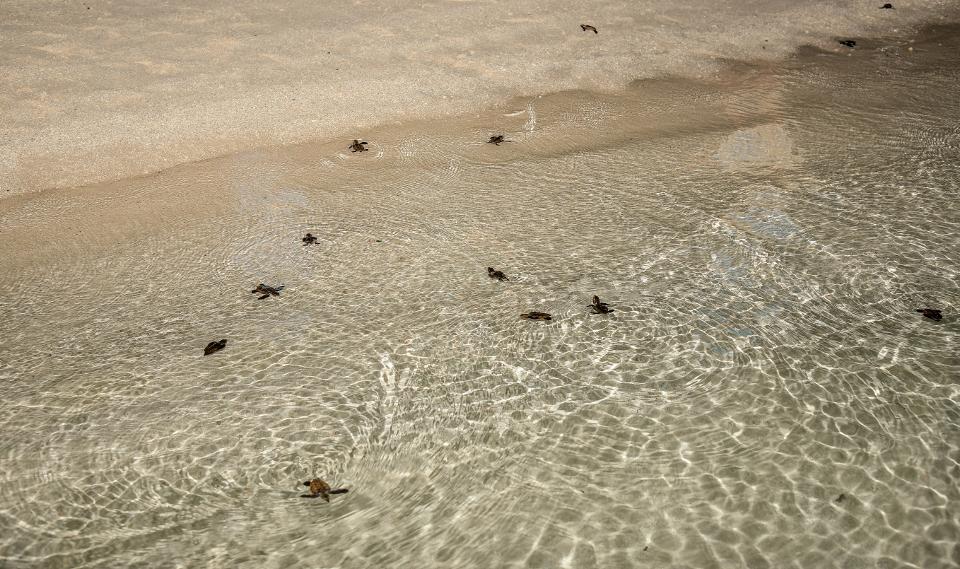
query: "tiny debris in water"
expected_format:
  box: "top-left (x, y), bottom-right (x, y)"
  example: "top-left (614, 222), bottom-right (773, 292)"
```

top-left (836, 493), bottom-right (846, 503)
top-left (580, 24), bottom-right (598, 34)
top-left (203, 339), bottom-right (227, 356)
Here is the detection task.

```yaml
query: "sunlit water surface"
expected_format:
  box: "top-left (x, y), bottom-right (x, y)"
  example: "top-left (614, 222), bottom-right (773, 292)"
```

top-left (1, 32), bottom-right (958, 569)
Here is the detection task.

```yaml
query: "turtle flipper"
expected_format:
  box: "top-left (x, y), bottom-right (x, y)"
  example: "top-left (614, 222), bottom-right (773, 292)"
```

top-left (258, 294), bottom-right (270, 300)
top-left (300, 493), bottom-right (321, 498)
top-left (328, 488), bottom-right (349, 495)
top-left (321, 492), bottom-right (330, 503)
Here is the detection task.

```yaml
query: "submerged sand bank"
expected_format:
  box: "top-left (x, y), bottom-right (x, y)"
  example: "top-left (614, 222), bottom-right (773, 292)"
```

top-left (1, 0), bottom-right (955, 196)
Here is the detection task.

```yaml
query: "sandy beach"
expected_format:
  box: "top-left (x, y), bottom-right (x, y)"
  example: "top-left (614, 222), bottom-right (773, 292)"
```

top-left (1, 0), bottom-right (955, 196)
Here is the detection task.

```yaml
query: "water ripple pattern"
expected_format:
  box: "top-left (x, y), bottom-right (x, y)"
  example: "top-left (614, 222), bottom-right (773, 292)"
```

top-left (1, 30), bottom-right (959, 569)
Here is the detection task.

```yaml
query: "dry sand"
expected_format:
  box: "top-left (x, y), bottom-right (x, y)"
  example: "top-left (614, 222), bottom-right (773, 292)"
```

top-left (0, 0), bottom-right (954, 196)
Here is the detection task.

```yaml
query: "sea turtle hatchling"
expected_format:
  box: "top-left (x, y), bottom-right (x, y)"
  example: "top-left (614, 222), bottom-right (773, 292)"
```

top-left (301, 478), bottom-right (349, 502)
top-left (588, 295), bottom-right (613, 314)
top-left (521, 311), bottom-right (553, 321)
top-left (302, 233), bottom-right (318, 245)
top-left (251, 283), bottom-right (284, 300)
top-left (916, 308), bottom-right (942, 321)
top-left (580, 24), bottom-right (598, 34)
top-left (488, 267), bottom-right (509, 281)
top-left (203, 339), bottom-right (227, 356)
top-left (487, 135), bottom-right (509, 145)
top-left (349, 139), bottom-right (369, 152)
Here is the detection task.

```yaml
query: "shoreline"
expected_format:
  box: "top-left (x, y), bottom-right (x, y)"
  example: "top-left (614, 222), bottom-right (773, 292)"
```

top-left (2, 1), bottom-right (957, 198)
top-left (1, 21), bottom-right (958, 271)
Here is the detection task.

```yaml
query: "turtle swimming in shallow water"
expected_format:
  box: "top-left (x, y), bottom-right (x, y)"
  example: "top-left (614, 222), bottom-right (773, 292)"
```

top-left (349, 139), bottom-right (369, 152)
top-left (916, 308), bottom-right (942, 321)
top-left (880, 3), bottom-right (894, 8)
top-left (521, 311), bottom-right (552, 321)
top-left (838, 39), bottom-right (856, 48)
top-left (302, 233), bottom-right (318, 245)
top-left (301, 478), bottom-right (349, 502)
top-left (203, 339), bottom-right (227, 356)
top-left (487, 135), bottom-right (508, 145)
top-left (589, 295), bottom-right (613, 314)
top-left (487, 267), bottom-right (509, 281)
top-left (580, 24), bottom-right (598, 34)
top-left (251, 283), bottom-right (284, 300)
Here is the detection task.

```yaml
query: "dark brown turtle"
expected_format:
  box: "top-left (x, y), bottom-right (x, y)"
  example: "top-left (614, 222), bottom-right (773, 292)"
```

top-left (203, 339), bottom-right (227, 356)
top-left (880, 3), bottom-right (894, 8)
top-left (487, 267), bottom-right (509, 281)
top-left (301, 478), bottom-right (349, 502)
top-left (251, 283), bottom-right (284, 300)
top-left (838, 40), bottom-right (856, 48)
top-left (302, 233), bottom-right (318, 245)
top-left (916, 308), bottom-right (942, 322)
top-left (835, 493), bottom-right (846, 503)
top-left (580, 24), bottom-right (598, 34)
top-left (589, 295), bottom-right (613, 314)
top-left (487, 135), bottom-right (509, 145)
top-left (349, 139), bottom-right (369, 152)
top-left (521, 311), bottom-right (552, 321)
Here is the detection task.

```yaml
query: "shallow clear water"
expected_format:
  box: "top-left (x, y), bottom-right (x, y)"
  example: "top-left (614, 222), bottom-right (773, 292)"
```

top-left (1, 31), bottom-right (959, 569)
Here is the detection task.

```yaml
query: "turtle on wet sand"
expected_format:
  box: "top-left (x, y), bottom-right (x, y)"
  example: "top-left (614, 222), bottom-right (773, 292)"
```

top-left (916, 308), bottom-right (942, 321)
top-left (349, 139), bottom-right (369, 152)
top-left (589, 295), bottom-right (613, 314)
top-left (488, 267), bottom-right (509, 281)
top-left (580, 24), bottom-right (598, 34)
top-left (880, 3), bottom-right (894, 8)
top-left (302, 233), bottom-right (318, 245)
top-left (521, 311), bottom-right (552, 321)
top-left (251, 283), bottom-right (284, 300)
top-left (487, 135), bottom-right (509, 145)
top-left (203, 339), bottom-right (227, 356)
top-left (838, 39), bottom-right (856, 48)
top-left (301, 478), bottom-right (349, 502)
